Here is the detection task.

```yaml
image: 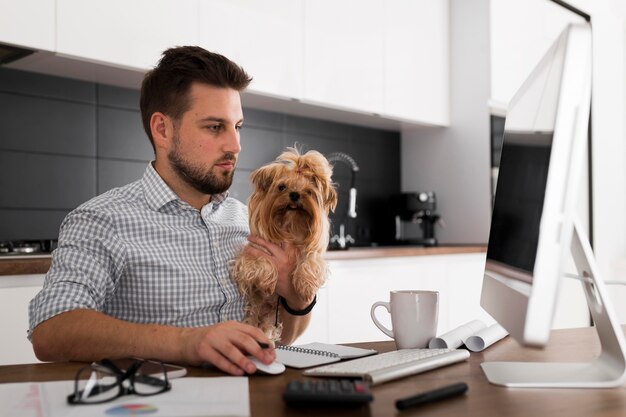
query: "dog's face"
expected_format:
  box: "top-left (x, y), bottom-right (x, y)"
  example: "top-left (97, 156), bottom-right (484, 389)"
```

top-left (248, 148), bottom-right (337, 249)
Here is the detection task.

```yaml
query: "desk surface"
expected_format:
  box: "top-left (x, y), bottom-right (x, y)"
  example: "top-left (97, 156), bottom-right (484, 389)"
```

top-left (1, 326), bottom-right (625, 417)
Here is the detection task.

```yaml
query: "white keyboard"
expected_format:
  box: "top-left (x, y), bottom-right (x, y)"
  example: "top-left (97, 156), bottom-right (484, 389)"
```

top-left (303, 348), bottom-right (470, 386)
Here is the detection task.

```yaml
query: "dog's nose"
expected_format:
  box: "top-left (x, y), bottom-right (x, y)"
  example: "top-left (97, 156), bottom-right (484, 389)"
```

top-left (289, 192), bottom-right (300, 202)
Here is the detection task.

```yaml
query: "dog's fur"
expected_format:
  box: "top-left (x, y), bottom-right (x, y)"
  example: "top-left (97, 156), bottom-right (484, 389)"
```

top-left (232, 148), bottom-right (337, 341)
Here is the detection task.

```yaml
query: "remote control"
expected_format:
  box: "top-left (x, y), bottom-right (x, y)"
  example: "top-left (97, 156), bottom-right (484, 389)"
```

top-left (283, 379), bottom-right (373, 406)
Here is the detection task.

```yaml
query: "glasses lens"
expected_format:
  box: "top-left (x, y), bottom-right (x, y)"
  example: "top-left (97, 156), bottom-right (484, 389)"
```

top-left (74, 366), bottom-right (120, 403)
top-left (133, 361), bottom-right (170, 395)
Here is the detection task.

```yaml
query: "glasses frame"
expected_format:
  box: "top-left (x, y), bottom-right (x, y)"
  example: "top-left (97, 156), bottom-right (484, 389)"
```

top-left (67, 358), bottom-right (171, 405)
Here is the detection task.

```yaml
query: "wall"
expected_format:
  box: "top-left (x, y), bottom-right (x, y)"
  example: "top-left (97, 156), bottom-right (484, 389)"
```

top-left (401, 0), bottom-right (492, 245)
top-left (489, 0), bottom-right (584, 106)
top-left (0, 67), bottom-right (400, 245)
top-left (581, 2), bottom-right (626, 321)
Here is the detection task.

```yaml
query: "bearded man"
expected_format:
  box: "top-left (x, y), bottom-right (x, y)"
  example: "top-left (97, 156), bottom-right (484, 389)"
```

top-left (28, 46), bottom-right (313, 376)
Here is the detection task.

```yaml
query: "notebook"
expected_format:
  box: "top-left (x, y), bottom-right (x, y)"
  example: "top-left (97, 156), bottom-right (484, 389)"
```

top-left (275, 342), bottom-right (378, 369)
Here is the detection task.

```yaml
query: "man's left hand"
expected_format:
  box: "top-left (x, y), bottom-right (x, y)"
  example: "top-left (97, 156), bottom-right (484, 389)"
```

top-left (244, 236), bottom-right (310, 310)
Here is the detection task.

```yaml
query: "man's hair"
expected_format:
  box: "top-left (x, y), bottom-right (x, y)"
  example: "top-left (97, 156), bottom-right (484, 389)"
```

top-left (140, 46), bottom-right (252, 150)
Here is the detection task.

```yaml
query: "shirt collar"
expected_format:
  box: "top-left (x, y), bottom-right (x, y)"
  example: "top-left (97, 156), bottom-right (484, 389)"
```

top-left (211, 190), bottom-right (229, 207)
top-left (143, 162), bottom-right (179, 211)
top-left (142, 162), bottom-right (230, 211)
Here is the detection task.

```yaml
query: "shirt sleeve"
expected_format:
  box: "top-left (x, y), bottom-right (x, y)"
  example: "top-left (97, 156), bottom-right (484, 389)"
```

top-left (27, 206), bottom-right (127, 340)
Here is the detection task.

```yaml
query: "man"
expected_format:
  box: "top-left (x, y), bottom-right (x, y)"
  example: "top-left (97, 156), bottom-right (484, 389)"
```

top-left (28, 46), bottom-right (315, 376)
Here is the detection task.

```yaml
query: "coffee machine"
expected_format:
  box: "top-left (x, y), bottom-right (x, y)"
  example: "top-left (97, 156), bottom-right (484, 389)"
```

top-left (390, 192), bottom-right (441, 246)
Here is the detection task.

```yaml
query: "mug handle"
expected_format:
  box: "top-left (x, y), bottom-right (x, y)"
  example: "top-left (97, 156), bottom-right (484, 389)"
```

top-left (370, 301), bottom-right (394, 338)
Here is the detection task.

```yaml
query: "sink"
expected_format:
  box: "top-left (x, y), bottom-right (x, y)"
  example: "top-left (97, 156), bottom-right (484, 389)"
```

top-left (328, 243), bottom-right (379, 251)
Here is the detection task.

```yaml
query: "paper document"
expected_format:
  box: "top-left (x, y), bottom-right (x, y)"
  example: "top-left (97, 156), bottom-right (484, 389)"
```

top-left (0, 377), bottom-right (250, 417)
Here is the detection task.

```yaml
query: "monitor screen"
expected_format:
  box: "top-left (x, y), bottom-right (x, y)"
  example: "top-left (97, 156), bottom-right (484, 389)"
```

top-left (485, 23), bottom-right (566, 282)
top-left (480, 22), bottom-right (592, 348)
top-left (487, 132), bottom-right (552, 277)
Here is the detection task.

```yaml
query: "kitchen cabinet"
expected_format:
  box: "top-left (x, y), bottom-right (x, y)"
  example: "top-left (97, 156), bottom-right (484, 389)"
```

top-left (303, 0), bottom-right (385, 115)
top-left (198, 0), bottom-right (304, 100)
top-left (383, 0), bottom-right (449, 125)
top-left (56, 0), bottom-right (199, 70)
top-left (1, 0), bottom-right (450, 129)
top-left (0, 275), bottom-right (43, 366)
top-left (296, 253), bottom-right (493, 344)
top-left (0, 0), bottom-right (55, 51)
top-left (302, 0), bottom-right (449, 125)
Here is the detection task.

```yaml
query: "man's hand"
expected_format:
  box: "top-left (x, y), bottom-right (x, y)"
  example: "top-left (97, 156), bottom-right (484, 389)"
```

top-left (31, 310), bottom-right (276, 377)
top-left (244, 236), bottom-right (311, 309)
top-left (243, 236), bottom-right (314, 344)
top-left (180, 320), bottom-right (275, 375)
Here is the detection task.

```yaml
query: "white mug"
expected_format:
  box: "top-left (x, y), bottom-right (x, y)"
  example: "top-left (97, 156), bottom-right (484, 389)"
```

top-left (370, 290), bottom-right (439, 349)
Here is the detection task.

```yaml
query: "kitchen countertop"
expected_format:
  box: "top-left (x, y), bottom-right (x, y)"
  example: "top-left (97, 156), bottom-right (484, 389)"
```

top-left (0, 245), bottom-right (486, 276)
top-left (325, 244), bottom-right (486, 260)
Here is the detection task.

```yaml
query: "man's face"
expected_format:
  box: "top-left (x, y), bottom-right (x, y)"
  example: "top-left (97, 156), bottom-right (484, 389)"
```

top-left (167, 83), bottom-right (243, 196)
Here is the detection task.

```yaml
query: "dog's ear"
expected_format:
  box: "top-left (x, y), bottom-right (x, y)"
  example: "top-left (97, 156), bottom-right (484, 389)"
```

top-left (325, 183), bottom-right (338, 213)
top-left (250, 164), bottom-right (277, 192)
top-left (301, 151), bottom-right (338, 213)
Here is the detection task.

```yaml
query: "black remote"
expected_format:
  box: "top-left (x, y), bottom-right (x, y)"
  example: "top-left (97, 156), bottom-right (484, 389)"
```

top-left (283, 379), bottom-right (373, 407)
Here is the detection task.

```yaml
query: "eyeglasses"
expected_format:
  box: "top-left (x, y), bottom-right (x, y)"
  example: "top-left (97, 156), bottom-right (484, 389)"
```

top-left (67, 358), bottom-right (171, 405)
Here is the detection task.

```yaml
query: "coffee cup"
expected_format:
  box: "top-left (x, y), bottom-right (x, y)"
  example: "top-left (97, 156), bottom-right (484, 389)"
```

top-left (370, 290), bottom-right (439, 349)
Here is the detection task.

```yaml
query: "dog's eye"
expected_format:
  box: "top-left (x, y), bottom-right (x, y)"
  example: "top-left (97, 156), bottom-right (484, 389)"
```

top-left (307, 190), bottom-right (313, 196)
top-left (278, 184), bottom-right (286, 192)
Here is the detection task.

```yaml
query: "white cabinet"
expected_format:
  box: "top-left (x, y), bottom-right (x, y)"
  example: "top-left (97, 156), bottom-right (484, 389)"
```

top-left (444, 254), bottom-right (494, 329)
top-left (303, 0), bottom-right (385, 115)
top-left (302, 0), bottom-right (449, 124)
top-left (1, 0), bottom-right (449, 128)
top-left (326, 256), bottom-right (450, 344)
top-left (0, 0), bottom-right (55, 51)
top-left (199, 0), bottom-right (450, 124)
top-left (199, 0), bottom-right (303, 99)
top-left (56, 0), bottom-right (199, 70)
top-left (297, 253), bottom-right (492, 345)
top-left (383, 0), bottom-right (449, 125)
top-left (0, 275), bottom-right (44, 366)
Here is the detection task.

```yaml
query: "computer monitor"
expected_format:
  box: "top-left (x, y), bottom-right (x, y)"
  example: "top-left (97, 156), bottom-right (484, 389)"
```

top-left (480, 22), bottom-right (626, 388)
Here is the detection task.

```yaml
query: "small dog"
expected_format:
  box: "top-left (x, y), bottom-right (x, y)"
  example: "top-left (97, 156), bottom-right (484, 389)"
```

top-left (232, 147), bottom-right (337, 341)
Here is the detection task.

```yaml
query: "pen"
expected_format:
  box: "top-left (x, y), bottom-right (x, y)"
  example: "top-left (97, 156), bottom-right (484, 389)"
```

top-left (395, 382), bottom-right (468, 411)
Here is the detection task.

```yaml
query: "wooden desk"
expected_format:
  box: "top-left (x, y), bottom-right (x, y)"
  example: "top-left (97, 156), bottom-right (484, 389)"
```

top-left (1, 326), bottom-right (625, 417)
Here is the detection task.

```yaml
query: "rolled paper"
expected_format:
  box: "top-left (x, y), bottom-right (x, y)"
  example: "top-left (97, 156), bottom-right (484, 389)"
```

top-left (464, 323), bottom-right (509, 352)
top-left (428, 320), bottom-right (487, 349)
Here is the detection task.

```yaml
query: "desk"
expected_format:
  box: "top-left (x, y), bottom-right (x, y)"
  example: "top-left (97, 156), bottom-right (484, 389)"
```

top-left (1, 326), bottom-right (625, 417)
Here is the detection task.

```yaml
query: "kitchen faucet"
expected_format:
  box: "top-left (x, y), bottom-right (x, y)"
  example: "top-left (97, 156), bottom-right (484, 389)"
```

top-left (330, 224), bottom-right (355, 249)
top-left (326, 152), bottom-right (359, 249)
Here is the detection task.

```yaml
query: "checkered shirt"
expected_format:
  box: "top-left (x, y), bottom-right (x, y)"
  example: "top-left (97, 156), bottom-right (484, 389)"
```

top-left (28, 163), bottom-right (249, 339)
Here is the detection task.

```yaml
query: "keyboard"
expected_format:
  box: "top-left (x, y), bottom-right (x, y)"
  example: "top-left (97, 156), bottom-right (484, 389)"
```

top-left (303, 348), bottom-right (470, 386)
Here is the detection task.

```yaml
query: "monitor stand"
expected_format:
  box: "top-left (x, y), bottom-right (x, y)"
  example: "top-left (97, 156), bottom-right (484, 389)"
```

top-left (481, 220), bottom-right (626, 388)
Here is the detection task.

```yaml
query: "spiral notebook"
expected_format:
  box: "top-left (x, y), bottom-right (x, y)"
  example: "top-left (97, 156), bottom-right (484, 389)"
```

top-left (275, 342), bottom-right (378, 369)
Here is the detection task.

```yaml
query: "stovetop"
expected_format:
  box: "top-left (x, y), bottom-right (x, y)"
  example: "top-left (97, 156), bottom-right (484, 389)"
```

top-left (0, 240), bottom-right (57, 257)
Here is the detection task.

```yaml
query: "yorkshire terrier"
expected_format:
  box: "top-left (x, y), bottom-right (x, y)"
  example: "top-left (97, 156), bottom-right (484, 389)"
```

top-left (232, 147), bottom-right (337, 341)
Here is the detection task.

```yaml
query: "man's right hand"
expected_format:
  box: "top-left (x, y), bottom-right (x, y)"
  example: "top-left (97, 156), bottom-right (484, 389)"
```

top-left (31, 310), bottom-right (275, 376)
top-left (180, 320), bottom-right (275, 376)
